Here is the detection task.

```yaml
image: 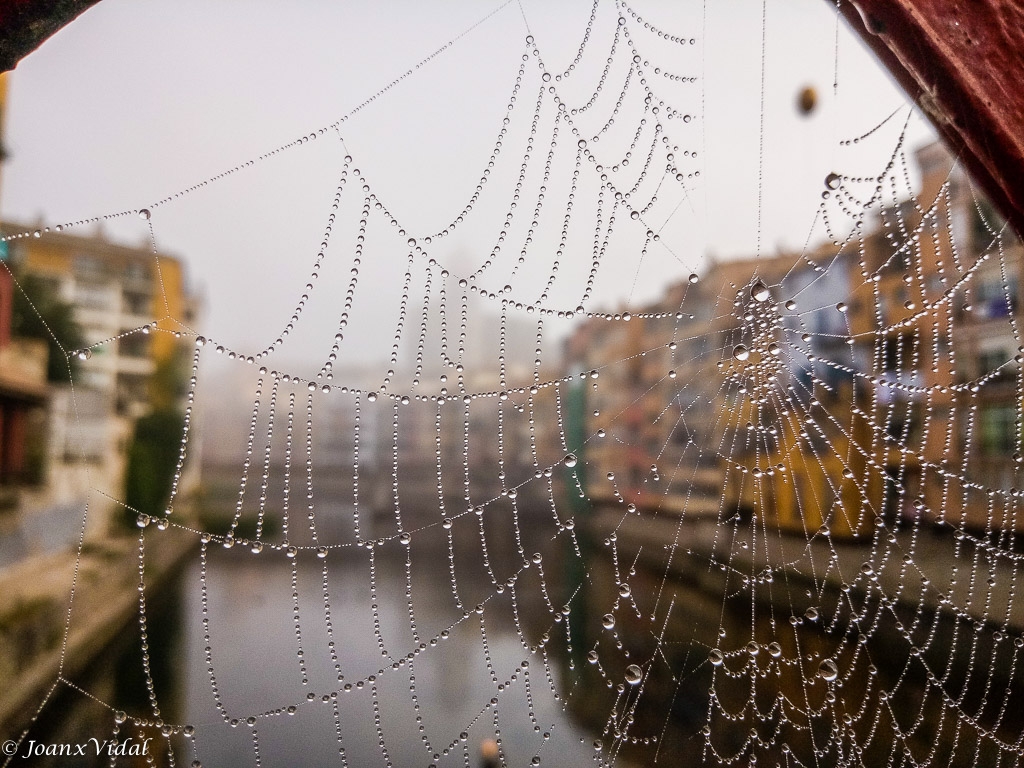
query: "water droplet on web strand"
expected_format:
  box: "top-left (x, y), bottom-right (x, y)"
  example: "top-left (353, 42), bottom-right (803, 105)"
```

top-left (77, 348), bottom-right (93, 361)
top-left (625, 665), bottom-right (642, 684)
top-left (818, 658), bottom-right (839, 681)
top-left (619, 584), bottom-right (631, 597)
top-left (602, 614), bottom-right (616, 629)
top-left (114, 710), bottom-right (127, 724)
top-left (767, 642), bottom-right (782, 658)
top-left (836, 302), bottom-right (848, 312)
top-left (825, 172), bottom-right (841, 190)
top-left (136, 514), bottom-right (150, 528)
top-left (564, 453), bottom-right (578, 468)
top-left (138, 208), bottom-right (151, 220)
top-left (708, 648), bottom-right (724, 666)
top-left (785, 300), bottom-right (797, 311)
top-left (733, 345), bottom-right (750, 362)
top-left (688, 273), bottom-right (699, 284)
top-left (751, 280), bottom-right (770, 302)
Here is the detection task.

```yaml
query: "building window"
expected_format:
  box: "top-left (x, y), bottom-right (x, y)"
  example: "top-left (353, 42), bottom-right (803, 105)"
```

top-left (977, 348), bottom-right (1010, 377)
top-left (123, 290), bottom-right (151, 315)
top-left (976, 275), bottom-right (1016, 318)
top-left (74, 282), bottom-right (113, 310)
top-left (124, 260), bottom-right (151, 283)
top-left (116, 373), bottom-right (150, 415)
top-left (74, 255), bottom-right (106, 280)
top-left (118, 332), bottom-right (150, 359)
top-left (979, 404), bottom-right (1017, 455)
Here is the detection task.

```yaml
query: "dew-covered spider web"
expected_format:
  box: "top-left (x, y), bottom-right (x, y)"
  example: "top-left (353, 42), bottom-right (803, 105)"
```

top-left (3, 1), bottom-right (1024, 767)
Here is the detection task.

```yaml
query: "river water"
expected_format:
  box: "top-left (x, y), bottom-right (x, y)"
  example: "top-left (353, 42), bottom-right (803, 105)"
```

top-left (19, 500), bottom-right (1024, 767)
top-left (175, 510), bottom-right (603, 768)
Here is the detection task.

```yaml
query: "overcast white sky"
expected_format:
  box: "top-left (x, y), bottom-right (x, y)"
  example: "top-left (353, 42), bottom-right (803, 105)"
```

top-left (0, 0), bottom-right (933, 367)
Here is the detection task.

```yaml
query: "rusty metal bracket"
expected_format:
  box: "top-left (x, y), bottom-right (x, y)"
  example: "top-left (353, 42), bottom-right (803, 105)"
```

top-left (839, 0), bottom-right (1024, 239)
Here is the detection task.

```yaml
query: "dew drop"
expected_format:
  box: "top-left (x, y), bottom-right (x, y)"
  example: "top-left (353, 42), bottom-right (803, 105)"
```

top-left (77, 348), bottom-right (93, 361)
top-left (114, 710), bottom-right (127, 724)
top-left (688, 273), bottom-right (699, 284)
top-left (751, 280), bottom-right (770, 302)
top-left (139, 208), bottom-right (151, 220)
top-left (825, 172), bottom-right (841, 190)
top-left (625, 664), bottom-right (643, 684)
top-left (767, 642), bottom-right (782, 658)
top-left (708, 648), bottom-right (724, 666)
top-left (818, 658), bottom-right (839, 681)
top-left (602, 614), bottom-right (616, 629)
top-left (587, 650), bottom-right (599, 664)
top-left (733, 345), bottom-right (750, 362)
top-left (564, 453), bottom-right (578, 468)
top-left (618, 584), bottom-right (631, 598)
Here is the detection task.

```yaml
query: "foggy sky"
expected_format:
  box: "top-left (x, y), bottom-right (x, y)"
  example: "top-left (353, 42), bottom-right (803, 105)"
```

top-left (0, 0), bottom-right (933, 369)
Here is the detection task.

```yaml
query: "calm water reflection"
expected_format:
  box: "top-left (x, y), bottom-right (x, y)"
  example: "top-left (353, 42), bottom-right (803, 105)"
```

top-left (179, 518), bottom-right (600, 767)
top-left (24, 503), bottom-right (1021, 767)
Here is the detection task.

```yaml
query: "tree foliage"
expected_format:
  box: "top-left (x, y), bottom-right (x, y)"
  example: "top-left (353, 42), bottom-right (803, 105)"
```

top-left (10, 269), bottom-right (84, 382)
top-left (122, 407), bottom-right (185, 528)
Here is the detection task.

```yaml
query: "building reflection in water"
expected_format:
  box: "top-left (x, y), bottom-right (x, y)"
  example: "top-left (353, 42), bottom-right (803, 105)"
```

top-left (538, 520), bottom-right (1024, 767)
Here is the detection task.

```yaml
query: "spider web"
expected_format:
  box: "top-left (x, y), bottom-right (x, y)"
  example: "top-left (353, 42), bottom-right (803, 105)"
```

top-left (2, 1), bottom-right (1023, 767)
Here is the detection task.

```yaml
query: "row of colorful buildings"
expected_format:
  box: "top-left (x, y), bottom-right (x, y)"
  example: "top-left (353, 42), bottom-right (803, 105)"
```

top-left (563, 141), bottom-right (1024, 537)
top-left (0, 218), bottom-right (196, 544)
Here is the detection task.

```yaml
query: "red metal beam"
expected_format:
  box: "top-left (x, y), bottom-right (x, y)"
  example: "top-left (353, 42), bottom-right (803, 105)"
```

top-left (840, 0), bottom-right (1024, 240)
